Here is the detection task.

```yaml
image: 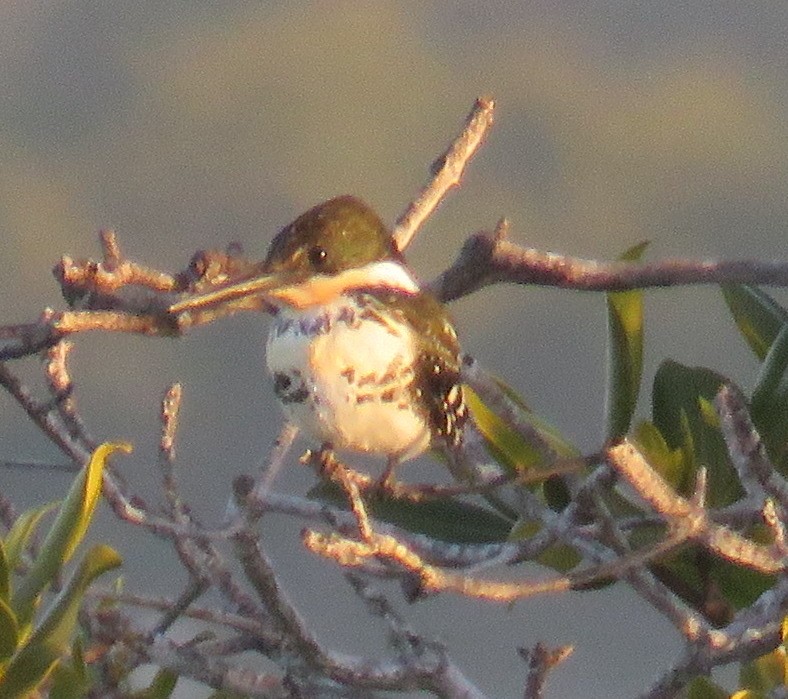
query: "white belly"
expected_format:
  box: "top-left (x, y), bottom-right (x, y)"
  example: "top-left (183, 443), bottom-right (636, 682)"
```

top-left (265, 298), bottom-right (431, 461)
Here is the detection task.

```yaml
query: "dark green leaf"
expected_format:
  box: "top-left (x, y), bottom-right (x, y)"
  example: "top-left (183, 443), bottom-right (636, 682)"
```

top-left (310, 482), bottom-right (512, 544)
top-left (721, 284), bottom-right (788, 360)
top-left (652, 360), bottom-right (742, 507)
top-left (508, 519), bottom-right (581, 573)
top-left (129, 668), bottom-right (179, 698)
top-left (750, 323), bottom-right (788, 471)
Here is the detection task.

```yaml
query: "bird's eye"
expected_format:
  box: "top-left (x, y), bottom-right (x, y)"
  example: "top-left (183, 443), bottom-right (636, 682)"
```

top-left (308, 246), bottom-right (328, 268)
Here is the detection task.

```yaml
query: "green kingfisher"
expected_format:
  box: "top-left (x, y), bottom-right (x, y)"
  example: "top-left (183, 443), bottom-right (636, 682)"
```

top-left (170, 195), bottom-right (467, 475)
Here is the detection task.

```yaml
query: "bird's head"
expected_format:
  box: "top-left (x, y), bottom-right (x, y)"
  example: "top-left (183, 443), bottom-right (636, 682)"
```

top-left (170, 196), bottom-right (415, 314)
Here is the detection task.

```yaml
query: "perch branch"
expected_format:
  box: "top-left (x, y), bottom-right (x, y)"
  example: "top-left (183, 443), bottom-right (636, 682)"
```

top-left (431, 229), bottom-right (788, 303)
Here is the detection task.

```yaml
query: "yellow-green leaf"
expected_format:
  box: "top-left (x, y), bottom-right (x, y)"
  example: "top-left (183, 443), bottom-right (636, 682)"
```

top-left (739, 646), bottom-right (787, 692)
top-left (605, 241), bottom-right (648, 438)
top-left (0, 596), bottom-right (18, 661)
top-left (465, 388), bottom-right (546, 474)
top-left (0, 545), bottom-right (121, 698)
top-left (465, 383), bottom-right (577, 475)
top-left (0, 540), bottom-right (8, 603)
top-left (631, 421), bottom-right (686, 491)
top-left (12, 442), bottom-right (131, 624)
top-left (64, 442), bottom-right (132, 563)
top-left (682, 672), bottom-right (729, 698)
top-left (3, 502), bottom-right (58, 572)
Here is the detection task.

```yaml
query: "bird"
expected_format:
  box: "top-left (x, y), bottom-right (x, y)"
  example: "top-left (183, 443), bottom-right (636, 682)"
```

top-left (170, 195), bottom-right (467, 482)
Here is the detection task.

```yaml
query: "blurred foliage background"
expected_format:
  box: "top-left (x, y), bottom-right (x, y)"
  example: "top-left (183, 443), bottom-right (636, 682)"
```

top-left (1, 3), bottom-right (787, 697)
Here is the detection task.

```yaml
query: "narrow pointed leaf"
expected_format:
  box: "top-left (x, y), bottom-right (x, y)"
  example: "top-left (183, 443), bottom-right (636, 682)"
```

top-left (721, 284), bottom-right (788, 360)
top-left (752, 324), bottom-right (788, 410)
top-left (49, 638), bottom-right (89, 699)
top-left (0, 539), bottom-right (8, 603)
top-left (309, 482), bottom-right (512, 544)
top-left (3, 502), bottom-right (58, 572)
top-left (605, 241), bottom-right (647, 438)
top-left (750, 323), bottom-right (788, 471)
top-left (465, 383), bottom-right (578, 474)
top-left (12, 442), bottom-right (131, 623)
top-left (0, 545), bottom-right (121, 698)
top-left (0, 596), bottom-right (18, 660)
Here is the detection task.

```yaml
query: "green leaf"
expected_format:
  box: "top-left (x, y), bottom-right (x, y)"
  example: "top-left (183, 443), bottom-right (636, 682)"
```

top-left (751, 323), bottom-right (788, 410)
top-left (0, 540), bottom-right (8, 604)
top-left (0, 596), bottom-right (18, 661)
top-left (129, 668), bottom-right (179, 698)
top-left (465, 385), bottom-right (577, 476)
top-left (3, 502), bottom-right (58, 572)
top-left (710, 556), bottom-right (774, 610)
top-left (681, 673), bottom-right (731, 699)
top-left (739, 646), bottom-right (787, 692)
top-left (652, 361), bottom-right (742, 508)
top-left (309, 482), bottom-right (512, 544)
top-left (508, 519), bottom-right (581, 573)
top-left (631, 420), bottom-right (686, 491)
top-left (0, 544), bottom-right (121, 699)
top-left (721, 284), bottom-right (788, 360)
top-left (605, 241), bottom-right (647, 438)
top-left (12, 442), bottom-right (131, 624)
top-left (48, 638), bottom-right (90, 699)
top-left (750, 323), bottom-right (788, 471)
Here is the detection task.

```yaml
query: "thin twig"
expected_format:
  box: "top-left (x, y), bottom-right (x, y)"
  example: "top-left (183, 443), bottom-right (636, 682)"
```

top-left (393, 96), bottom-right (495, 251)
top-left (716, 384), bottom-right (788, 509)
top-left (520, 643), bottom-right (573, 699)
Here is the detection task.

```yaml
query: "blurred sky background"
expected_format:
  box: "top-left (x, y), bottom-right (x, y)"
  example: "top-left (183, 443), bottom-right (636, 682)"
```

top-left (1, 3), bottom-right (787, 697)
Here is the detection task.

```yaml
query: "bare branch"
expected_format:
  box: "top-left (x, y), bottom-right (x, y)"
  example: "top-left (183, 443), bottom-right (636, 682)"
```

top-left (431, 229), bottom-right (788, 303)
top-left (393, 96), bottom-right (495, 252)
top-left (716, 384), bottom-right (788, 509)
